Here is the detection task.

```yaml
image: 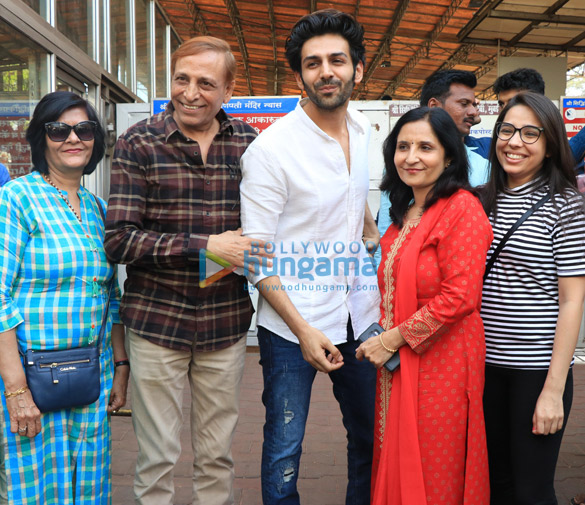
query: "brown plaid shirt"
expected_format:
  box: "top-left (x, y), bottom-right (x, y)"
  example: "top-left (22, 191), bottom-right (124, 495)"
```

top-left (105, 104), bottom-right (257, 352)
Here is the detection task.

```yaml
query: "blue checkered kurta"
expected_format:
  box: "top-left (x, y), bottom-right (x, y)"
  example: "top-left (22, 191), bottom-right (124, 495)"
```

top-left (0, 171), bottom-right (121, 505)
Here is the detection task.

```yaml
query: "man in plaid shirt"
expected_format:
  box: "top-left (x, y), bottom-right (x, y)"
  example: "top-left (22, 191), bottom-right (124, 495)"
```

top-left (105, 36), bottom-right (269, 505)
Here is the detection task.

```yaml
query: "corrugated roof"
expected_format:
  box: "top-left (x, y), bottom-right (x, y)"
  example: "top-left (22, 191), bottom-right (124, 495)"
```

top-left (158, 0), bottom-right (585, 99)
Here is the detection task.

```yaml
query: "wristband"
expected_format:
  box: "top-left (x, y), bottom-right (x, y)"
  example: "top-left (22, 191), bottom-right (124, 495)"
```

top-left (114, 360), bottom-right (130, 368)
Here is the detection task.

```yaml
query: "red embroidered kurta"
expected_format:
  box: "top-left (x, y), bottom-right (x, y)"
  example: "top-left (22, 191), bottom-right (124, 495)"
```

top-left (372, 190), bottom-right (492, 505)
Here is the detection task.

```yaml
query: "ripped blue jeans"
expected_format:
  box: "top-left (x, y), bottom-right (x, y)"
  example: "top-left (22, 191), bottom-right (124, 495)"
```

top-left (258, 326), bottom-right (376, 505)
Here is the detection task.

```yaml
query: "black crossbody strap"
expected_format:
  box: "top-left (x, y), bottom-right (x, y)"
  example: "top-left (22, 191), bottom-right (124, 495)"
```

top-left (93, 193), bottom-right (106, 223)
top-left (96, 282), bottom-right (113, 351)
top-left (483, 193), bottom-right (550, 282)
top-left (93, 193), bottom-right (113, 351)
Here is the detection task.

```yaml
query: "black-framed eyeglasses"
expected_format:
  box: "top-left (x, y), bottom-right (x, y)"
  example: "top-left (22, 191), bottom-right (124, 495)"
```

top-left (495, 122), bottom-right (544, 144)
top-left (44, 121), bottom-right (98, 142)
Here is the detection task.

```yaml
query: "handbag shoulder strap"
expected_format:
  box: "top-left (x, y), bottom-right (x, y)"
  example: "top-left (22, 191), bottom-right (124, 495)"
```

top-left (92, 193), bottom-right (113, 350)
top-left (96, 284), bottom-right (113, 350)
top-left (92, 193), bottom-right (106, 223)
top-left (483, 193), bottom-right (550, 282)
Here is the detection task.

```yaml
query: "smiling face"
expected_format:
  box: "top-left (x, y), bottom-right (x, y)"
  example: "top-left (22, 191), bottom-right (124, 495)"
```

top-left (171, 50), bottom-right (235, 137)
top-left (496, 104), bottom-right (547, 188)
top-left (44, 107), bottom-right (94, 177)
top-left (430, 82), bottom-right (479, 137)
top-left (394, 119), bottom-right (450, 202)
top-left (294, 34), bottom-right (363, 112)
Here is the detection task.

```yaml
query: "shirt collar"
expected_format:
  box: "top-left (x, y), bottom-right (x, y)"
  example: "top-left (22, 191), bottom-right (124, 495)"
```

top-left (503, 174), bottom-right (547, 196)
top-left (296, 98), bottom-right (366, 137)
top-left (163, 102), bottom-right (234, 142)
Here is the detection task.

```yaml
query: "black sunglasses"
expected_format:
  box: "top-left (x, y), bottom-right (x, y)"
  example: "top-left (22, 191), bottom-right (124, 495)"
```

top-left (44, 121), bottom-right (98, 142)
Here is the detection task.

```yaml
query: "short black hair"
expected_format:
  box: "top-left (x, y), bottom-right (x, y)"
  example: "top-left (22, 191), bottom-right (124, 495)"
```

top-left (380, 106), bottom-right (472, 227)
top-left (26, 91), bottom-right (106, 176)
top-left (419, 70), bottom-right (477, 107)
top-left (285, 9), bottom-right (365, 74)
top-left (493, 68), bottom-right (545, 96)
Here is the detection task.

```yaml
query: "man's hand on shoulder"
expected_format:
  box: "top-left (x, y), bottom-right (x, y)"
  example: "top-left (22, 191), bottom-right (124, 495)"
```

top-left (207, 228), bottom-right (272, 273)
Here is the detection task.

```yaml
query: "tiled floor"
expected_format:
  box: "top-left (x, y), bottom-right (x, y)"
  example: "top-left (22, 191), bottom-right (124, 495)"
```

top-left (111, 351), bottom-right (585, 505)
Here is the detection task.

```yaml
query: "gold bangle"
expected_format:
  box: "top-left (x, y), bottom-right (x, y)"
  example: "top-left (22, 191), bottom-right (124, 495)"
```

top-left (4, 386), bottom-right (29, 399)
top-left (379, 333), bottom-right (397, 354)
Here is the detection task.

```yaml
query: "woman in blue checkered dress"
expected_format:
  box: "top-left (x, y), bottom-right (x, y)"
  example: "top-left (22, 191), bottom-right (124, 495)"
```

top-left (0, 91), bottom-right (129, 504)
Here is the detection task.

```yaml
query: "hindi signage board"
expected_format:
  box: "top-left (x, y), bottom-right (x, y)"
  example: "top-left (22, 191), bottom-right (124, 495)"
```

top-left (152, 96), bottom-right (300, 134)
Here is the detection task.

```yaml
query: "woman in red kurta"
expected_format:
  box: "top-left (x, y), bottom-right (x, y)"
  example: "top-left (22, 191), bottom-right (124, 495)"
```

top-left (357, 107), bottom-right (492, 505)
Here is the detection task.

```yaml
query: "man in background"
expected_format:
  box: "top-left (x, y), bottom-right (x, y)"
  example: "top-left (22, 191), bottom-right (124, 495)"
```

top-left (377, 69), bottom-right (489, 259)
top-left (0, 151), bottom-right (10, 186)
top-left (466, 67), bottom-right (585, 171)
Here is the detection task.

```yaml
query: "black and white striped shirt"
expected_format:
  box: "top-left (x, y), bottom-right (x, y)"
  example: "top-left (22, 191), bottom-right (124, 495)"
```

top-left (481, 177), bottom-right (585, 370)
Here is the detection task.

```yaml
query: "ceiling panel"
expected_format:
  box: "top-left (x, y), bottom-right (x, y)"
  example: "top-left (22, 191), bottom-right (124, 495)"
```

top-left (156, 0), bottom-right (585, 100)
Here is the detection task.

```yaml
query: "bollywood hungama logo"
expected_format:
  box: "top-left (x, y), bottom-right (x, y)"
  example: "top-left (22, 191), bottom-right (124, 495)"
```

top-left (199, 240), bottom-right (377, 288)
top-left (198, 249), bottom-right (237, 288)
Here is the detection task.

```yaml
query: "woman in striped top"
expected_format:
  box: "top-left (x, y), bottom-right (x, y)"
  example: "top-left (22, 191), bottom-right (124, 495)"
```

top-left (481, 91), bottom-right (585, 505)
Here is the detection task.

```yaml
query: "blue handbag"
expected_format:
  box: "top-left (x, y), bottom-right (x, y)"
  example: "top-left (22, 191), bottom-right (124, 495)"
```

top-left (21, 283), bottom-right (113, 412)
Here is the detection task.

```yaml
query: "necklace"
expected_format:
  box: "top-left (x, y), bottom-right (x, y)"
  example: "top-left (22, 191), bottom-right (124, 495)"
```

top-left (44, 174), bottom-right (83, 224)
